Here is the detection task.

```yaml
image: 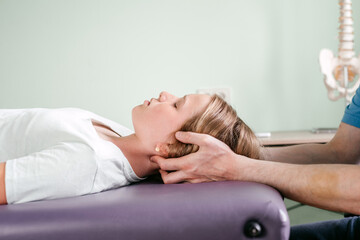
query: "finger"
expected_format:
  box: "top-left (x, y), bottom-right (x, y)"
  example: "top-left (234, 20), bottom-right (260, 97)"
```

top-left (158, 169), bottom-right (169, 182)
top-left (160, 170), bottom-right (188, 184)
top-left (187, 178), bottom-right (210, 184)
top-left (150, 155), bottom-right (166, 164)
top-left (175, 131), bottom-right (212, 146)
top-left (150, 156), bottom-right (186, 171)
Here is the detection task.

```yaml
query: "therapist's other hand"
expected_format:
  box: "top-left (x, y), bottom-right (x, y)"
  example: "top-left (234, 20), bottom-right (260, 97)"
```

top-left (150, 131), bottom-right (239, 184)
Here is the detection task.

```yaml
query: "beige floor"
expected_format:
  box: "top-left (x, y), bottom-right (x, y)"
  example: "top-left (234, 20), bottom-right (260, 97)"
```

top-left (285, 198), bottom-right (344, 226)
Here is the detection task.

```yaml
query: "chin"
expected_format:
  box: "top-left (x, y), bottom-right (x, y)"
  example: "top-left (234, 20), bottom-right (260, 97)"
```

top-left (131, 105), bottom-right (141, 133)
top-left (131, 107), bottom-right (137, 125)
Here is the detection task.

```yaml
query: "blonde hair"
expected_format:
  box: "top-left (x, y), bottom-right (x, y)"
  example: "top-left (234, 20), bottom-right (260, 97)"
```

top-left (168, 95), bottom-right (262, 159)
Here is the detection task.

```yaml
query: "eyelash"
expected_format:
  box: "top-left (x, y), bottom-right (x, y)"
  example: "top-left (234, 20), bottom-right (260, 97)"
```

top-left (174, 102), bottom-right (178, 108)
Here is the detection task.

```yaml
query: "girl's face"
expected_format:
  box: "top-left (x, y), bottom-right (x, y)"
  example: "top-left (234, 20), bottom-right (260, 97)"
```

top-left (132, 91), bottom-right (211, 152)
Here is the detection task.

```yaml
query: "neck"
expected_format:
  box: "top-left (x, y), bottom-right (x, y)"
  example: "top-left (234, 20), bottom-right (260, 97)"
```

top-left (111, 134), bottom-right (159, 178)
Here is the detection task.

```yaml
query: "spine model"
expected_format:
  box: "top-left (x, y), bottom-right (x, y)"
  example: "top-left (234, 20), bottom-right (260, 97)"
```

top-left (319, 0), bottom-right (360, 104)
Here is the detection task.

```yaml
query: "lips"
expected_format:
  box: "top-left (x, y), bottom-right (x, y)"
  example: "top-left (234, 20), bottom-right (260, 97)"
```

top-left (143, 100), bottom-right (150, 106)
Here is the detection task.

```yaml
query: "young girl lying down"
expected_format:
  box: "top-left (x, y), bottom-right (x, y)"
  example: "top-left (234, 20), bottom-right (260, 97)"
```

top-left (0, 91), bottom-right (261, 204)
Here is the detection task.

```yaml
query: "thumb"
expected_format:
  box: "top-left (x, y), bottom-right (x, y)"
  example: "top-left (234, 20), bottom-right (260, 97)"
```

top-left (175, 131), bottom-right (211, 147)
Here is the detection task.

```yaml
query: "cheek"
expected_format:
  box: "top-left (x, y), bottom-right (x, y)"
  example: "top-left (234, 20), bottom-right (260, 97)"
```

top-left (133, 105), bottom-right (184, 142)
top-left (147, 108), bottom-right (181, 137)
top-left (149, 108), bottom-right (176, 131)
top-left (132, 106), bottom-right (166, 134)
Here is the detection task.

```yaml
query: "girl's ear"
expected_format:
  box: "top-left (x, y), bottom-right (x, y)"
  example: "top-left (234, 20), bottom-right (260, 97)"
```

top-left (155, 143), bottom-right (170, 157)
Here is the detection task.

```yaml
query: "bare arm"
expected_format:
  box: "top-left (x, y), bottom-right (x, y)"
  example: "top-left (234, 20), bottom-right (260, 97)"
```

top-left (234, 157), bottom-right (360, 214)
top-left (263, 122), bottom-right (360, 165)
top-left (0, 162), bottom-right (7, 205)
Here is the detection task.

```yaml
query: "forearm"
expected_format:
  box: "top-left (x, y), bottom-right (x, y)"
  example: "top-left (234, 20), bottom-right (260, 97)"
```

top-left (263, 122), bottom-right (360, 165)
top-left (235, 157), bottom-right (360, 214)
top-left (262, 143), bottom-right (339, 164)
top-left (0, 162), bottom-right (7, 205)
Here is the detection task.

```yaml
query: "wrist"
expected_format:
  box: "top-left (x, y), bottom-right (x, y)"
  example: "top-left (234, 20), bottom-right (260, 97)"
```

top-left (228, 154), bottom-right (256, 181)
top-left (231, 156), bottom-right (279, 184)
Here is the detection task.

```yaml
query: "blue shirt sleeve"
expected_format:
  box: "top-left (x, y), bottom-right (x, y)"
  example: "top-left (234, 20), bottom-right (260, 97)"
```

top-left (342, 87), bottom-right (360, 128)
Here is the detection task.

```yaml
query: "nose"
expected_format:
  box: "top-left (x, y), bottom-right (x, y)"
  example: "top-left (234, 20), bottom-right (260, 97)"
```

top-left (150, 97), bottom-right (158, 104)
top-left (159, 91), bottom-right (177, 102)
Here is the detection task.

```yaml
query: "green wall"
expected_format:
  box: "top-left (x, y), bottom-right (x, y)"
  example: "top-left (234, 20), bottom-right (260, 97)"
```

top-left (0, 0), bottom-right (356, 132)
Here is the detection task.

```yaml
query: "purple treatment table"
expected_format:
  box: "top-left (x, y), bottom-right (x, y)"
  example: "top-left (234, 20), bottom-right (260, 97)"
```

top-left (0, 178), bottom-right (290, 240)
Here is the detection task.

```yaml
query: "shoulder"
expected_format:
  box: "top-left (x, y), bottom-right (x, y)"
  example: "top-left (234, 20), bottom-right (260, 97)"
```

top-left (0, 108), bottom-right (92, 120)
top-left (32, 108), bottom-right (95, 123)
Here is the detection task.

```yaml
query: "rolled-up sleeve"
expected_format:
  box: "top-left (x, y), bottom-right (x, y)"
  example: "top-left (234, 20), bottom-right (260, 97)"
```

top-left (5, 142), bottom-right (98, 204)
top-left (342, 87), bottom-right (360, 128)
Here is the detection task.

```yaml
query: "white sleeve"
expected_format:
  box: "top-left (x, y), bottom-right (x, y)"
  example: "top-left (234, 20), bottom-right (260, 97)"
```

top-left (5, 142), bottom-right (98, 204)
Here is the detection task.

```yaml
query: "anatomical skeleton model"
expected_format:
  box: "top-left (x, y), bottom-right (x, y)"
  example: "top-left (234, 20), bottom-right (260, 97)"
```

top-left (319, 0), bottom-right (360, 105)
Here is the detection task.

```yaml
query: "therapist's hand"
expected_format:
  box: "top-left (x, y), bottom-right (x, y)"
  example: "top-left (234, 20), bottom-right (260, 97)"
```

top-left (150, 131), bottom-right (240, 184)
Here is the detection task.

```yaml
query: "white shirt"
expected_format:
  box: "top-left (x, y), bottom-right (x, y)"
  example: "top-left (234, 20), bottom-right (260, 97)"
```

top-left (0, 108), bottom-right (143, 204)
